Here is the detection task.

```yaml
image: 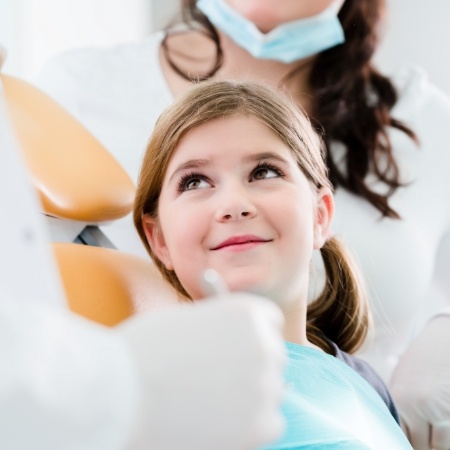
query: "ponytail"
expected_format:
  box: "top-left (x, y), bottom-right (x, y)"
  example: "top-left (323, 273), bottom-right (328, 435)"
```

top-left (307, 237), bottom-right (371, 354)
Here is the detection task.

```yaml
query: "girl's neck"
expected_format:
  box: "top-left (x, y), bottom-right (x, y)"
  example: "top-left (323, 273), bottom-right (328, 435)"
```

top-left (273, 289), bottom-right (323, 352)
top-left (283, 305), bottom-right (321, 351)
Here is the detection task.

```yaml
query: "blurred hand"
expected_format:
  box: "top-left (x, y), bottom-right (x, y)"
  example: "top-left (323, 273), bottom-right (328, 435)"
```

top-left (119, 294), bottom-right (286, 450)
top-left (390, 316), bottom-right (450, 450)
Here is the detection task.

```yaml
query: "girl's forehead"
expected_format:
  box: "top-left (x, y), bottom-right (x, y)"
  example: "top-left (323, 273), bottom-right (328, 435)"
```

top-left (167, 114), bottom-right (297, 171)
top-left (169, 114), bottom-right (291, 161)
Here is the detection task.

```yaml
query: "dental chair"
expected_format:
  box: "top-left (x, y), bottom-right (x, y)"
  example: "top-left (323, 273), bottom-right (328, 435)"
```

top-left (0, 51), bottom-right (180, 325)
top-left (0, 71), bottom-right (135, 247)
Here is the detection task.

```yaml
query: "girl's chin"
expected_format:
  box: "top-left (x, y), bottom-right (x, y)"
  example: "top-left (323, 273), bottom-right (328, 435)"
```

top-left (229, 284), bottom-right (262, 294)
top-left (185, 273), bottom-right (272, 299)
top-left (228, 282), bottom-right (272, 299)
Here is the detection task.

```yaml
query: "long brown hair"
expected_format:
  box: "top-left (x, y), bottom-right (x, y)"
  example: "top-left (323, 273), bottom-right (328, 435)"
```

top-left (162, 0), bottom-right (417, 218)
top-left (134, 80), bottom-right (370, 354)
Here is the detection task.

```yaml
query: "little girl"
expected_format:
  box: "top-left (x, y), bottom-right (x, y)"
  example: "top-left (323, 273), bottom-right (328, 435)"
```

top-left (133, 80), bottom-right (412, 449)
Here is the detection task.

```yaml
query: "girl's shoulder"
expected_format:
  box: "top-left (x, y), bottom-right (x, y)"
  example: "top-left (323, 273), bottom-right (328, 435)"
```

top-left (327, 341), bottom-right (400, 424)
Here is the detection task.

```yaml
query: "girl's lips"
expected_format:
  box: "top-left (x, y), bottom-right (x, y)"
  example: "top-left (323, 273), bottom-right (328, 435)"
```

top-left (212, 235), bottom-right (271, 251)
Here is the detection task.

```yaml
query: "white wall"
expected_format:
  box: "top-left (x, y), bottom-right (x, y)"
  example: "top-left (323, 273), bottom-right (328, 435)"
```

top-left (0, 0), bottom-right (152, 82)
top-left (375, 0), bottom-right (450, 96)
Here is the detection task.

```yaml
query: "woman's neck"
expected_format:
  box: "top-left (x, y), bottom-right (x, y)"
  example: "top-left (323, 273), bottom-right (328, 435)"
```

top-left (160, 29), bottom-right (315, 112)
top-left (217, 33), bottom-right (312, 85)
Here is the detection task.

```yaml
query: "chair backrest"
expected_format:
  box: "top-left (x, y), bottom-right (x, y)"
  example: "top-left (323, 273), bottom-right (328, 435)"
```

top-left (1, 73), bottom-right (135, 223)
top-left (53, 242), bottom-right (181, 326)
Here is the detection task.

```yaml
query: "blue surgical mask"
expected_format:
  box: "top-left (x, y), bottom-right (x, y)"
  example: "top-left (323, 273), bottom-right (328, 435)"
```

top-left (196, 0), bottom-right (345, 63)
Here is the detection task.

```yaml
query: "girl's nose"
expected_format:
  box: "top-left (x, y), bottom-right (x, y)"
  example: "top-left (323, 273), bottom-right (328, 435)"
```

top-left (221, 210), bottom-right (253, 220)
top-left (215, 187), bottom-right (257, 222)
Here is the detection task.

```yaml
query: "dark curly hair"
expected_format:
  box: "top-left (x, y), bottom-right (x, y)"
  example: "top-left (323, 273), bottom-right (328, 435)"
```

top-left (162, 0), bottom-right (418, 218)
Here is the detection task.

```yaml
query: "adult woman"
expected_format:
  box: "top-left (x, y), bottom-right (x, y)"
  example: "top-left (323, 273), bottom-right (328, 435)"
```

top-left (36, 1), bottom-right (450, 448)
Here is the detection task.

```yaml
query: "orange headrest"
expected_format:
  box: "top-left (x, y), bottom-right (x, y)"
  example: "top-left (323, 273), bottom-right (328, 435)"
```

top-left (1, 74), bottom-right (135, 222)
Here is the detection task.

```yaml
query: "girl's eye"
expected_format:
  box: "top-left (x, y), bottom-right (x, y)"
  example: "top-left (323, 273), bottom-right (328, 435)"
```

top-left (251, 163), bottom-right (283, 181)
top-left (178, 173), bottom-right (211, 192)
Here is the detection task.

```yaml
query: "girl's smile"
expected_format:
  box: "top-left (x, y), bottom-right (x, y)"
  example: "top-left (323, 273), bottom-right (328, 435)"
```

top-left (211, 235), bottom-right (272, 251)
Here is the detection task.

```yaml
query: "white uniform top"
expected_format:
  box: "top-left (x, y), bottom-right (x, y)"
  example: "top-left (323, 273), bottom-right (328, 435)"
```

top-left (0, 89), bottom-right (138, 448)
top-left (36, 32), bottom-right (450, 382)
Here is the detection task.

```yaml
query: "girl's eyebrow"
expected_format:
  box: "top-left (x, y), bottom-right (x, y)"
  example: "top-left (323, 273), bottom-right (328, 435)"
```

top-left (168, 158), bottom-right (211, 182)
top-left (242, 151), bottom-right (290, 165)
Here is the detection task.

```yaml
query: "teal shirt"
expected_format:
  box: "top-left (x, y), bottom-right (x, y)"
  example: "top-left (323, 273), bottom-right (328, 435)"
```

top-left (262, 343), bottom-right (412, 449)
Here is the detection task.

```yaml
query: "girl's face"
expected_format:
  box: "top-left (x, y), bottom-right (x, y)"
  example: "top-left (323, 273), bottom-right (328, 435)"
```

top-left (143, 115), bottom-right (333, 308)
top-left (224, 0), bottom-right (342, 32)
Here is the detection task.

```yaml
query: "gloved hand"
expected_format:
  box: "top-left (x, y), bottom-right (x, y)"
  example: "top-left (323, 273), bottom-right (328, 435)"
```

top-left (119, 294), bottom-right (286, 450)
top-left (390, 315), bottom-right (450, 450)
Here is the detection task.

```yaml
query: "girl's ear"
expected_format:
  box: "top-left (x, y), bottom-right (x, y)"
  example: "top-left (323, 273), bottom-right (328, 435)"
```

top-left (313, 187), bottom-right (334, 250)
top-left (142, 215), bottom-right (174, 270)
